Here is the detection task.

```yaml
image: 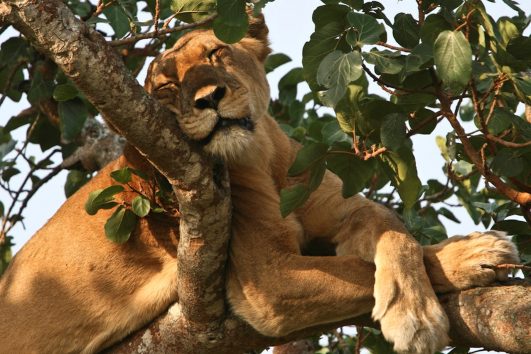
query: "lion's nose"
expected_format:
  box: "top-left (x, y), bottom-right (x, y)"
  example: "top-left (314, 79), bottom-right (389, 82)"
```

top-left (194, 85), bottom-right (226, 110)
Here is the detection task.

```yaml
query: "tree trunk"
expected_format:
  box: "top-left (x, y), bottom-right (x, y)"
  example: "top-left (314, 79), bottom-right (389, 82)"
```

top-left (1, 1), bottom-right (529, 353)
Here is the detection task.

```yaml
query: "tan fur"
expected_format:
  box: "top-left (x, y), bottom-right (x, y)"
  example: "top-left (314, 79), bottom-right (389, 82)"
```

top-left (0, 16), bottom-right (519, 354)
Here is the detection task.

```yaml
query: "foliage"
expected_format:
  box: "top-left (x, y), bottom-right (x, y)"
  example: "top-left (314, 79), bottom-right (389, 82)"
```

top-left (0, 0), bottom-right (530, 351)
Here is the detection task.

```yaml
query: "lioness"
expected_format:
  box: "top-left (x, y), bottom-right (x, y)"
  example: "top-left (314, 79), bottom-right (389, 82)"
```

top-left (0, 14), bottom-right (519, 354)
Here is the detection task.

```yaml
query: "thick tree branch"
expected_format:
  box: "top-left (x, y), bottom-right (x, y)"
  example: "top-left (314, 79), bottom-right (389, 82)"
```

top-left (107, 282), bottom-right (530, 353)
top-left (3, 0), bottom-right (231, 340)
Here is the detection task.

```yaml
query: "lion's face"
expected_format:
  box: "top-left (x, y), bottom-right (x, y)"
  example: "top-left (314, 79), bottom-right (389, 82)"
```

top-left (145, 18), bottom-right (271, 162)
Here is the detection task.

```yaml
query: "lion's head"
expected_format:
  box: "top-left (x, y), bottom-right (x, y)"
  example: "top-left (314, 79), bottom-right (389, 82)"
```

top-left (145, 15), bottom-right (272, 162)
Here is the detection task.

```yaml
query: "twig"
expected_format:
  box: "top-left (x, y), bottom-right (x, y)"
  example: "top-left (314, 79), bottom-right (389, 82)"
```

top-left (435, 75), bottom-right (531, 205)
top-left (6, 163), bottom-right (64, 236)
top-left (376, 41), bottom-right (411, 52)
top-left (416, 0), bottom-right (425, 26)
top-left (153, 0), bottom-right (160, 38)
top-left (109, 14), bottom-right (216, 47)
top-left (162, 13), bottom-right (178, 29)
top-left (0, 148), bottom-right (61, 240)
top-left (481, 264), bottom-right (531, 271)
top-left (485, 134), bottom-right (531, 148)
top-left (362, 63), bottom-right (422, 94)
top-left (355, 326), bottom-right (366, 354)
top-left (455, 9), bottom-right (476, 33)
top-left (92, 0), bottom-right (114, 18)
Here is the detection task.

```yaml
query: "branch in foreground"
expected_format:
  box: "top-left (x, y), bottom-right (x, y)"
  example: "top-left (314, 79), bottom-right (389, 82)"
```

top-left (3, 0), bottom-right (231, 337)
top-left (107, 282), bottom-right (530, 353)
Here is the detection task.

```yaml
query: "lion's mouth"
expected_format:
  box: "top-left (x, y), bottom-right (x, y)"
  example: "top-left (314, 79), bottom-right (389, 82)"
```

top-left (198, 116), bottom-right (255, 145)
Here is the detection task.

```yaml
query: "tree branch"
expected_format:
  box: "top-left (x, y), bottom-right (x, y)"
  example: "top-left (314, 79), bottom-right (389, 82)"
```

top-left (106, 282), bottom-right (530, 353)
top-left (4, 0), bottom-right (231, 341)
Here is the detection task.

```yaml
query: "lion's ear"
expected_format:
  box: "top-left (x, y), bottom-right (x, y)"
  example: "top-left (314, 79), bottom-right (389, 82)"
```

top-left (245, 13), bottom-right (271, 62)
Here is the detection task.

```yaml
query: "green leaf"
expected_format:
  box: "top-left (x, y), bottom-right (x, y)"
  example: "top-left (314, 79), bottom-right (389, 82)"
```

top-left (53, 84), bottom-right (78, 101)
top-left (58, 98), bottom-right (88, 143)
top-left (213, 0), bottom-right (248, 44)
top-left (326, 152), bottom-right (375, 198)
top-left (316, 50), bottom-right (362, 107)
top-left (103, 6), bottom-right (131, 38)
top-left (0, 37), bottom-right (30, 66)
top-left (433, 30), bottom-right (472, 93)
top-left (132, 195), bottom-right (151, 217)
top-left (487, 107), bottom-right (513, 135)
top-left (362, 49), bottom-right (403, 75)
top-left (288, 142), bottom-right (329, 176)
top-left (0, 139), bottom-right (16, 161)
top-left (393, 93), bottom-right (435, 112)
top-left (506, 36), bottom-right (531, 61)
top-left (64, 170), bottom-right (90, 198)
top-left (491, 149), bottom-right (524, 177)
top-left (85, 185), bottom-right (124, 215)
top-left (453, 160), bottom-right (474, 176)
top-left (380, 146), bottom-right (421, 208)
top-left (346, 11), bottom-right (385, 46)
top-left (129, 168), bottom-right (149, 180)
top-left (265, 53), bottom-right (292, 74)
top-left (380, 113), bottom-right (407, 151)
top-left (278, 68), bottom-right (304, 105)
top-left (1, 167), bottom-right (19, 182)
top-left (302, 5), bottom-right (350, 89)
top-left (498, 18), bottom-right (519, 46)
top-left (321, 120), bottom-right (350, 145)
top-left (420, 14), bottom-right (452, 45)
top-left (308, 161), bottom-right (327, 191)
top-left (493, 220), bottom-right (531, 236)
top-left (111, 167), bottom-right (132, 184)
top-left (280, 184), bottom-right (310, 217)
top-left (409, 108), bottom-right (437, 135)
top-left (104, 206), bottom-right (138, 243)
top-left (334, 83), bottom-right (367, 133)
top-left (27, 67), bottom-right (54, 104)
top-left (393, 13), bottom-right (420, 48)
top-left (438, 207), bottom-right (460, 223)
top-left (170, 0), bottom-right (216, 22)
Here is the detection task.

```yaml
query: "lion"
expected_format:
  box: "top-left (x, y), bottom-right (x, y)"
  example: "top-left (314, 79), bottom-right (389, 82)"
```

top-left (0, 14), bottom-right (519, 354)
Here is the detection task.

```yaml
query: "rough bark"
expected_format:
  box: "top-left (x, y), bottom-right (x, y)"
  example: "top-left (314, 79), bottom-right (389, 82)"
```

top-left (1, 1), bottom-right (530, 353)
top-left (104, 281), bottom-right (530, 353)
top-left (1, 0), bottom-right (231, 341)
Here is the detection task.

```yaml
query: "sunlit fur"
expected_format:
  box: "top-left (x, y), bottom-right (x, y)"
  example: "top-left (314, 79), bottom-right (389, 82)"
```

top-left (0, 15), bottom-right (519, 354)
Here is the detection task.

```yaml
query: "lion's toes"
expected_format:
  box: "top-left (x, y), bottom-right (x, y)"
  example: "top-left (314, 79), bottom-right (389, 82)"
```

top-left (379, 302), bottom-right (449, 354)
top-left (426, 231), bottom-right (520, 292)
top-left (373, 275), bottom-right (449, 353)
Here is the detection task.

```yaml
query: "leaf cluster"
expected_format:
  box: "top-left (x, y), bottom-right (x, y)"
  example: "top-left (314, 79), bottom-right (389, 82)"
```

top-left (84, 166), bottom-right (167, 243)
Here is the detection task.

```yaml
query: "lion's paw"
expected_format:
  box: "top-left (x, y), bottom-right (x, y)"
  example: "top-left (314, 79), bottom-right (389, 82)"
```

top-left (372, 271), bottom-right (449, 354)
top-left (426, 231), bottom-right (520, 293)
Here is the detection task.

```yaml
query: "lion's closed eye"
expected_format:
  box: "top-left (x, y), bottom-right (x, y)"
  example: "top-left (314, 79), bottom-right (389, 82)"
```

top-left (208, 46), bottom-right (228, 63)
top-left (156, 82), bottom-right (178, 91)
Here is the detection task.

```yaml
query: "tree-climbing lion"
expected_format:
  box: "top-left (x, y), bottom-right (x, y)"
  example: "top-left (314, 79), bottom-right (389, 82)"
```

top-left (0, 14), bottom-right (519, 354)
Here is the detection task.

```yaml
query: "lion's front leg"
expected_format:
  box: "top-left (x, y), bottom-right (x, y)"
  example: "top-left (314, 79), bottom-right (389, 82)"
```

top-left (333, 201), bottom-right (449, 354)
top-left (424, 231), bottom-right (519, 293)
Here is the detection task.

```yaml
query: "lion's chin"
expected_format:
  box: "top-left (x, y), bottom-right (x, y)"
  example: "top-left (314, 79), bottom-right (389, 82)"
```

top-left (203, 126), bottom-right (256, 163)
